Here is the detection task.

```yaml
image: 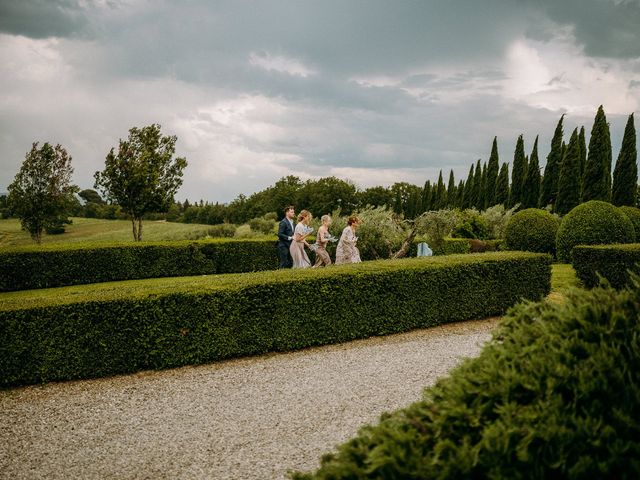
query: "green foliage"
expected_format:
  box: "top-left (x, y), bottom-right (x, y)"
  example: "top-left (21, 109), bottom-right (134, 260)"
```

top-left (572, 243), bottom-right (640, 289)
top-left (462, 163), bottom-right (474, 209)
top-left (505, 208), bottom-right (560, 255)
top-left (619, 206), bottom-right (640, 238)
top-left (578, 126), bottom-right (587, 182)
top-left (556, 200), bottom-right (635, 263)
top-left (522, 135), bottom-right (541, 209)
top-left (612, 113), bottom-right (637, 206)
top-left (294, 278), bottom-right (640, 479)
top-left (248, 216), bottom-right (276, 234)
top-left (472, 159), bottom-right (483, 210)
top-left (94, 124), bottom-right (188, 241)
top-left (495, 162), bottom-right (509, 207)
top-left (510, 134), bottom-right (526, 207)
top-left (78, 189), bottom-right (104, 205)
top-left (480, 203), bottom-right (519, 240)
top-left (414, 209), bottom-right (460, 251)
top-left (452, 209), bottom-right (489, 239)
top-left (582, 105), bottom-right (612, 202)
top-left (485, 136), bottom-right (500, 207)
top-left (556, 128), bottom-right (582, 215)
top-left (0, 252), bottom-right (551, 388)
top-left (353, 206), bottom-right (405, 259)
top-left (540, 115), bottom-right (564, 209)
top-left (446, 170), bottom-right (456, 208)
top-left (205, 223), bottom-right (237, 238)
top-left (0, 239), bottom-right (278, 292)
top-left (7, 142), bottom-right (78, 243)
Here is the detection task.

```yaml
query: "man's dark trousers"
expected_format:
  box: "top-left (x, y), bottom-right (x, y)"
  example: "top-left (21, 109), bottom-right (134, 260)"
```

top-left (277, 218), bottom-right (294, 268)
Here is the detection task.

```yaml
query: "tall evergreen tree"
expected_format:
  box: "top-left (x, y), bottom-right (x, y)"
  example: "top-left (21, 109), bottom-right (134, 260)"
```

top-left (435, 170), bottom-right (447, 210)
top-left (522, 136), bottom-right (541, 209)
top-left (479, 162), bottom-right (488, 209)
top-left (556, 129), bottom-right (582, 214)
top-left (472, 159), bottom-right (483, 209)
top-left (578, 126), bottom-right (587, 185)
top-left (509, 135), bottom-right (526, 207)
top-left (421, 180), bottom-right (432, 212)
top-left (485, 137), bottom-right (500, 207)
top-left (540, 115), bottom-right (564, 209)
top-left (582, 105), bottom-right (613, 202)
top-left (456, 180), bottom-right (465, 208)
top-left (446, 170), bottom-right (456, 207)
top-left (495, 162), bottom-right (510, 206)
top-left (612, 113), bottom-right (637, 206)
top-left (462, 163), bottom-right (474, 209)
top-left (393, 189), bottom-right (403, 214)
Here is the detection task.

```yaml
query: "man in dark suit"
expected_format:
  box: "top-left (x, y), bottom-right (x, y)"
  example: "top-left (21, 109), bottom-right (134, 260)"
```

top-left (277, 206), bottom-right (296, 268)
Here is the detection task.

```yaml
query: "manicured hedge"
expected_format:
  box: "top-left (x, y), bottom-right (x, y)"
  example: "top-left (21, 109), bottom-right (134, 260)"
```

top-left (293, 271), bottom-right (640, 479)
top-left (572, 243), bottom-right (640, 288)
top-left (410, 238), bottom-right (471, 256)
top-left (505, 208), bottom-right (559, 255)
top-left (619, 206), bottom-right (640, 238)
top-left (0, 252), bottom-right (551, 388)
top-left (0, 239), bottom-right (278, 292)
top-left (556, 201), bottom-right (635, 263)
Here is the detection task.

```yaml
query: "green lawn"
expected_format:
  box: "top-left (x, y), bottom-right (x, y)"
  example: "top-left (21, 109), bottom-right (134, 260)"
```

top-left (0, 217), bottom-right (240, 246)
top-left (549, 263), bottom-right (580, 303)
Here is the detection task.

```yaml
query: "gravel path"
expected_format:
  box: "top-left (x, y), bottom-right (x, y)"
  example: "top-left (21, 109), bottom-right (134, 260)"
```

top-left (0, 317), bottom-right (499, 480)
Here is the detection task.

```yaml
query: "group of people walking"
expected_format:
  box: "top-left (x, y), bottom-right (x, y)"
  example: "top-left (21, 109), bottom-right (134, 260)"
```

top-left (277, 206), bottom-right (362, 269)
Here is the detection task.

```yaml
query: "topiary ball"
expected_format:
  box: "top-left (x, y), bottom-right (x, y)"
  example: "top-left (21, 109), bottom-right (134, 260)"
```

top-left (618, 206), bottom-right (640, 238)
top-left (556, 200), bottom-right (636, 263)
top-left (505, 208), bottom-right (560, 255)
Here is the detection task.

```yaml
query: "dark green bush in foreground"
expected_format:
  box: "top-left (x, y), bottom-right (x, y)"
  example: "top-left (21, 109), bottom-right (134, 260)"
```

top-left (0, 252), bottom-right (550, 388)
top-left (505, 208), bottom-right (559, 255)
top-left (556, 201), bottom-right (635, 263)
top-left (619, 206), bottom-right (640, 238)
top-left (293, 277), bottom-right (640, 479)
top-left (572, 243), bottom-right (640, 288)
top-left (0, 239), bottom-right (278, 292)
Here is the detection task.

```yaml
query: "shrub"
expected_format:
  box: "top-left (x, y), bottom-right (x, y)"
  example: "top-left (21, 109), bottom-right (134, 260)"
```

top-left (452, 209), bottom-right (489, 240)
top-left (0, 239), bottom-right (278, 292)
top-left (249, 217), bottom-right (275, 235)
top-left (354, 206), bottom-right (406, 259)
top-left (556, 201), bottom-right (635, 263)
top-left (480, 204), bottom-right (519, 240)
top-left (206, 223), bottom-right (237, 238)
top-left (410, 238), bottom-right (471, 256)
top-left (572, 243), bottom-right (640, 289)
top-left (293, 276), bottom-right (640, 479)
top-left (0, 252), bottom-right (551, 387)
top-left (619, 206), bottom-right (640, 238)
top-left (505, 208), bottom-right (560, 255)
top-left (415, 210), bottom-right (460, 252)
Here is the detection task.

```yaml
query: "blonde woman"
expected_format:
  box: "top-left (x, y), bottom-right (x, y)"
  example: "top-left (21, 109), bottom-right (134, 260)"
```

top-left (335, 216), bottom-right (361, 265)
top-left (313, 214), bottom-right (335, 267)
top-left (290, 210), bottom-right (313, 268)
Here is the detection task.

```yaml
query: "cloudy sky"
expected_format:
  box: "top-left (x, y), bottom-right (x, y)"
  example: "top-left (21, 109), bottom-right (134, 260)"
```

top-left (1, 0), bottom-right (639, 202)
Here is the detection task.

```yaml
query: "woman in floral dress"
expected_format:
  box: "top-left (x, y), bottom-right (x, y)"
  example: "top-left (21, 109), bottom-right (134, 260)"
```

top-left (290, 210), bottom-right (313, 268)
top-left (335, 216), bottom-right (361, 265)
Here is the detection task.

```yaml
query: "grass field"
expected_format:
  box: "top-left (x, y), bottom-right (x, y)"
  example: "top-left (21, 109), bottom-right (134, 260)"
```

top-left (0, 217), bottom-right (268, 246)
top-left (548, 263), bottom-right (580, 303)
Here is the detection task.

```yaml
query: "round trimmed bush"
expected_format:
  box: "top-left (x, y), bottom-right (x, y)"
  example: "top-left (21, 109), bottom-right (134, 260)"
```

top-left (618, 206), bottom-right (640, 238)
top-left (556, 200), bottom-right (635, 263)
top-left (504, 208), bottom-right (560, 255)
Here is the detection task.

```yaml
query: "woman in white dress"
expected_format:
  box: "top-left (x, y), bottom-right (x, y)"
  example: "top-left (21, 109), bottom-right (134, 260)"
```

top-left (335, 216), bottom-right (361, 265)
top-left (290, 210), bottom-right (313, 268)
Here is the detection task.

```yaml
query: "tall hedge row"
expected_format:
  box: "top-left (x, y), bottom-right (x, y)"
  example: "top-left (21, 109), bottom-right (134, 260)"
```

top-left (0, 252), bottom-right (551, 388)
top-left (293, 271), bottom-right (640, 479)
top-left (0, 239), bottom-right (278, 292)
top-left (572, 243), bottom-right (640, 288)
top-left (0, 238), bottom-right (475, 292)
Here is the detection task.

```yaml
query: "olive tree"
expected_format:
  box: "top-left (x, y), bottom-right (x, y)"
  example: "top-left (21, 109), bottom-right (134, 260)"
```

top-left (94, 124), bottom-right (187, 241)
top-left (8, 142), bottom-right (78, 243)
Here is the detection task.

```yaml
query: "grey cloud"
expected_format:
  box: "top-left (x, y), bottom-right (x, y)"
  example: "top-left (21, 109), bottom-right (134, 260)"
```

top-left (0, 0), bottom-right (89, 38)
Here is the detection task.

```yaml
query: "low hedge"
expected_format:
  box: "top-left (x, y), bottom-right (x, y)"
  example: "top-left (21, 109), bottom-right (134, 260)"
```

top-left (0, 239), bottom-right (278, 292)
top-left (0, 252), bottom-right (551, 388)
top-left (572, 243), bottom-right (640, 288)
top-left (293, 270), bottom-right (640, 479)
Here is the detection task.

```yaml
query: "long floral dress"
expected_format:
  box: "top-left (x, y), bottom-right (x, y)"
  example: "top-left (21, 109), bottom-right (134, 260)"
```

top-left (335, 226), bottom-right (361, 265)
top-left (290, 223), bottom-right (311, 268)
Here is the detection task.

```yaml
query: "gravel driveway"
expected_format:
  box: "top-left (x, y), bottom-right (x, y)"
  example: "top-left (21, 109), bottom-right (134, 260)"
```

top-left (0, 317), bottom-right (499, 480)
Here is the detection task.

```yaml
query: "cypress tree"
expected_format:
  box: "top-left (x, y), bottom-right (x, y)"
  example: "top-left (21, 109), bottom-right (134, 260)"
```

top-left (495, 162), bottom-right (510, 206)
top-left (479, 162), bottom-right (488, 209)
top-left (457, 180), bottom-right (465, 208)
top-left (540, 114), bottom-right (564, 209)
top-left (472, 159), bottom-right (483, 209)
top-left (522, 136), bottom-right (541, 209)
top-left (582, 105), bottom-right (612, 202)
top-left (485, 137), bottom-right (500, 207)
top-left (422, 180), bottom-right (432, 212)
top-left (556, 128), bottom-right (582, 214)
top-left (446, 170), bottom-right (456, 207)
top-left (612, 113), bottom-right (637, 206)
top-left (510, 135), bottom-right (526, 207)
top-left (435, 170), bottom-right (447, 210)
top-left (578, 126), bottom-right (587, 183)
top-left (462, 163), bottom-right (474, 209)
top-left (393, 189), bottom-right (403, 215)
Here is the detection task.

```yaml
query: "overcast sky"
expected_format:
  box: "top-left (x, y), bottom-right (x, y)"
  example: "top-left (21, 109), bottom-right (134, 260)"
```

top-left (1, 0), bottom-right (639, 202)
